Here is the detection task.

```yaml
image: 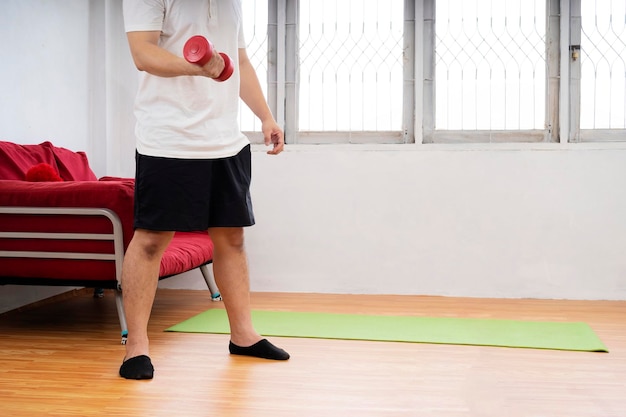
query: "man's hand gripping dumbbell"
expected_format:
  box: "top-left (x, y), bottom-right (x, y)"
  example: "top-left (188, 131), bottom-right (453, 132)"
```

top-left (183, 35), bottom-right (234, 81)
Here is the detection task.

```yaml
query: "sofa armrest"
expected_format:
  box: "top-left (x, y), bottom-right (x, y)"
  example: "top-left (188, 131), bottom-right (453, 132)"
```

top-left (0, 179), bottom-right (135, 248)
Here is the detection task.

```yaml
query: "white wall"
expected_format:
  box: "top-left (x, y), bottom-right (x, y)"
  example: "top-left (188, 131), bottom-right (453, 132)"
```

top-left (2, 1), bottom-right (625, 309)
top-left (247, 143), bottom-right (626, 300)
top-left (1, 1), bottom-right (91, 153)
top-left (0, 1), bottom-right (137, 177)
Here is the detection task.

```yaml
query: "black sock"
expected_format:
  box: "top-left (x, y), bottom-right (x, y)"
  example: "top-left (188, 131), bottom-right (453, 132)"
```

top-left (229, 339), bottom-right (290, 360)
top-left (119, 355), bottom-right (154, 380)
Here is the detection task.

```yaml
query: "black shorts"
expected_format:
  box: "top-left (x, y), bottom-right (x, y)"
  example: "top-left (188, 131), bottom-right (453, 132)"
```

top-left (133, 145), bottom-right (255, 231)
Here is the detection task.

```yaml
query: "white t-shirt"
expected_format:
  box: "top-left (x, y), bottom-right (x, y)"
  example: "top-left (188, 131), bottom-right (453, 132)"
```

top-left (123, 0), bottom-right (249, 159)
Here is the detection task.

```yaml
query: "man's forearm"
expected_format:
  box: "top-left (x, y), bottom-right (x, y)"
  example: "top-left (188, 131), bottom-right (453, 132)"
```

top-left (239, 50), bottom-right (275, 123)
top-left (127, 32), bottom-right (222, 78)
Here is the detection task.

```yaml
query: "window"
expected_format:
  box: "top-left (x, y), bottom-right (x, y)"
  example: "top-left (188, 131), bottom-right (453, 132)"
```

top-left (298, 0), bottom-right (404, 136)
top-left (434, 0), bottom-right (547, 139)
top-left (241, 0), bottom-right (626, 144)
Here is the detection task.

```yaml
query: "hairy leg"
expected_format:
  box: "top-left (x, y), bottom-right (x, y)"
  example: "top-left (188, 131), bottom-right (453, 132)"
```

top-left (122, 229), bottom-right (175, 360)
top-left (208, 227), bottom-right (260, 346)
top-left (208, 227), bottom-right (289, 360)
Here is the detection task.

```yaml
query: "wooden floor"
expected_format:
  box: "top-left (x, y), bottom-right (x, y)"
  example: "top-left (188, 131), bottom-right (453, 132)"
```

top-left (0, 289), bottom-right (625, 417)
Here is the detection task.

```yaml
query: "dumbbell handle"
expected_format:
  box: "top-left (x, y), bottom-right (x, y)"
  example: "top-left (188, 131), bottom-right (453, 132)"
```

top-left (183, 35), bottom-right (234, 82)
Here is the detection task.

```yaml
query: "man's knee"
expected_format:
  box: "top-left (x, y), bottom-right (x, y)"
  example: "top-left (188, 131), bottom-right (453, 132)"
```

top-left (208, 227), bottom-right (245, 251)
top-left (130, 229), bottom-right (175, 259)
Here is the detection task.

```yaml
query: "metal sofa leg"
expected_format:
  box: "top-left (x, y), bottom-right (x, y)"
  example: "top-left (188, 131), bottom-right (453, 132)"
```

top-left (114, 288), bottom-right (129, 344)
top-left (200, 264), bottom-right (222, 301)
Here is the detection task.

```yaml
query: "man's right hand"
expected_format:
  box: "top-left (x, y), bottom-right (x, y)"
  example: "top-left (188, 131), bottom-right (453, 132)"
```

top-left (200, 52), bottom-right (226, 79)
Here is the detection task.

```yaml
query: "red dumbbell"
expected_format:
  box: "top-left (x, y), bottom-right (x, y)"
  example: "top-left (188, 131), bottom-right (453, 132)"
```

top-left (183, 35), bottom-right (234, 82)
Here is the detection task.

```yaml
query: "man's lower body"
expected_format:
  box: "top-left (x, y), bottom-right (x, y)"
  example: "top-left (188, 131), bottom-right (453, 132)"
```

top-left (119, 145), bottom-right (289, 380)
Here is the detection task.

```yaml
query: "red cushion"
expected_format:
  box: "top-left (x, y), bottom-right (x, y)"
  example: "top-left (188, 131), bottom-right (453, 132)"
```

top-left (0, 179), bottom-right (135, 247)
top-left (40, 141), bottom-right (98, 181)
top-left (0, 141), bottom-right (59, 180)
top-left (160, 232), bottom-right (214, 278)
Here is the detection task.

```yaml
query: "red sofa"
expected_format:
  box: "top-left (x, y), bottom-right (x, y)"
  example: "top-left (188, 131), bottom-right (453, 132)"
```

top-left (0, 141), bottom-right (220, 343)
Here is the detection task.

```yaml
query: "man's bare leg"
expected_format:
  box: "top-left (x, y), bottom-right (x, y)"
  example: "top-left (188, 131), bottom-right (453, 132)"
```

top-left (209, 227), bottom-right (289, 360)
top-left (120, 229), bottom-right (174, 379)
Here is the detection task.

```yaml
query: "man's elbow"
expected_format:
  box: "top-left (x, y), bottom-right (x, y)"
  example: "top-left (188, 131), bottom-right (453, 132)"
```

top-left (130, 52), bottom-right (150, 72)
top-left (134, 61), bottom-right (148, 72)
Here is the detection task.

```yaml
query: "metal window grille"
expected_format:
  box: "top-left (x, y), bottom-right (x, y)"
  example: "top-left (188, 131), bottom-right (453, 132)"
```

top-left (297, 0), bottom-right (405, 135)
top-left (580, 0), bottom-right (626, 134)
top-left (431, 0), bottom-right (548, 142)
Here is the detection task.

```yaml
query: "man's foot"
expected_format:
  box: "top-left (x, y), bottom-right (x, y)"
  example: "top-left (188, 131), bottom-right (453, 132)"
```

top-left (229, 339), bottom-right (290, 360)
top-left (119, 355), bottom-right (154, 380)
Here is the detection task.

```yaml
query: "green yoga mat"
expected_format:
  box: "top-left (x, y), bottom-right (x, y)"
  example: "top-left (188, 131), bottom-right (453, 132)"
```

top-left (166, 309), bottom-right (608, 352)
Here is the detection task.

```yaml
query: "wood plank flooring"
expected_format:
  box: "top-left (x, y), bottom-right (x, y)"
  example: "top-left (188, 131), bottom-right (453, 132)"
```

top-left (0, 289), bottom-right (624, 417)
